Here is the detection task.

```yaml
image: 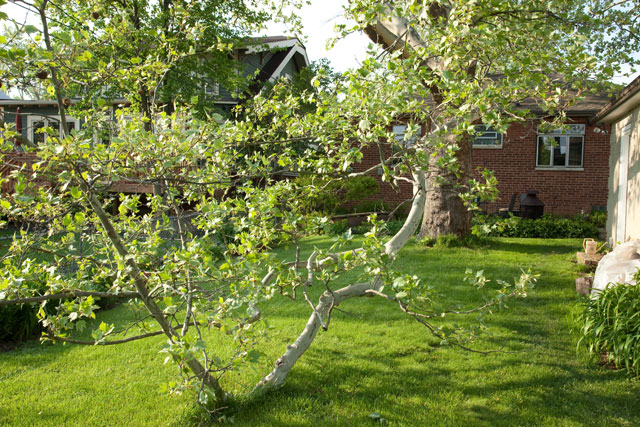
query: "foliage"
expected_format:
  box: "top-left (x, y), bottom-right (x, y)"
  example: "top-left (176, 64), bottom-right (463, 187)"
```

top-left (4, 238), bottom-right (637, 425)
top-left (343, 0), bottom-right (640, 237)
top-left (435, 234), bottom-right (464, 248)
top-left (418, 233), bottom-right (487, 249)
top-left (576, 269), bottom-right (640, 377)
top-left (0, 303), bottom-right (40, 342)
top-left (297, 175), bottom-right (379, 215)
top-left (324, 219), bottom-right (349, 236)
top-left (0, 0), bottom-right (638, 413)
top-left (472, 214), bottom-right (600, 238)
top-left (325, 218), bottom-right (406, 237)
top-left (589, 210), bottom-right (607, 228)
top-left (0, 0), bottom-right (306, 117)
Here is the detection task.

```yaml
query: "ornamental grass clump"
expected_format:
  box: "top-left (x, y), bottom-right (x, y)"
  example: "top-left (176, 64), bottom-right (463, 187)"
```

top-left (577, 269), bottom-right (640, 377)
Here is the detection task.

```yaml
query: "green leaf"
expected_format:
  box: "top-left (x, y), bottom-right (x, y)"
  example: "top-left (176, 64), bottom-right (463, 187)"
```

top-left (24, 25), bottom-right (40, 34)
top-left (441, 70), bottom-right (454, 81)
top-left (70, 187), bottom-right (82, 199)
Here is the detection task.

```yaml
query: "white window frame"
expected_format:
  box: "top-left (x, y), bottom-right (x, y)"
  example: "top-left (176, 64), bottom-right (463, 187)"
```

top-left (473, 124), bottom-right (503, 148)
top-left (27, 115), bottom-right (80, 144)
top-left (392, 124), bottom-right (421, 149)
top-left (536, 124), bottom-right (585, 170)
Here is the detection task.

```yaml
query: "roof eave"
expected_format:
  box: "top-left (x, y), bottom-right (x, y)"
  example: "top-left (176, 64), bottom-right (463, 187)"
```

top-left (592, 75), bottom-right (640, 124)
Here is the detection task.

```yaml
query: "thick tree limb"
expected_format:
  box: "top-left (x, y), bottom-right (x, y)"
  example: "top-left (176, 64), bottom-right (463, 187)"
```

top-left (253, 281), bottom-right (373, 391)
top-left (254, 171), bottom-right (426, 392)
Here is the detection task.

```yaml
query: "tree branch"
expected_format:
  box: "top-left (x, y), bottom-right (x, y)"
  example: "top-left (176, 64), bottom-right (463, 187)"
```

top-left (0, 290), bottom-right (140, 306)
top-left (46, 330), bottom-right (163, 345)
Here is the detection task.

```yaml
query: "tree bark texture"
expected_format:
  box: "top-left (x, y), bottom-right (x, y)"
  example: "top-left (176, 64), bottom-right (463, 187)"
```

top-left (420, 133), bottom-right (473, 238)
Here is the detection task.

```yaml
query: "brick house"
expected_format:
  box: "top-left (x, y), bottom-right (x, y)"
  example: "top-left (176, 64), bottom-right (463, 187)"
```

top-left (350, 93), bottom-right (612, 217)
top-left (0, 37), bottom-right (309, 196)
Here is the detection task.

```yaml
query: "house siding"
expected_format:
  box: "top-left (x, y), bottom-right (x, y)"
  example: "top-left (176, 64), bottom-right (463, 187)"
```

top-left (606, 107), bottom-right (640, 245)
top-left (2, 105), bottom-right (62, 140)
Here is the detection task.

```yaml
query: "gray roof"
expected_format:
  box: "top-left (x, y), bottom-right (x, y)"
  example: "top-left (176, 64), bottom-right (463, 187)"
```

top-left (516, 90), bottom-right (612, 117)
top-left (591, 75), bottom-right (640, 123)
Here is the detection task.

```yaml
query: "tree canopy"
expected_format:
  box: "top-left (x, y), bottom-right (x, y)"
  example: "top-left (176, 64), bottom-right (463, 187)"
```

top-left (0, 0), bottom-right (638, 415)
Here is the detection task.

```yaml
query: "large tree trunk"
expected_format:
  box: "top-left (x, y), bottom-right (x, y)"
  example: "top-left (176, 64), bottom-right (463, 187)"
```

top-left (419, 133), bottom-right (473, 238)
top-left (365, 9), bottom-right (474, 238)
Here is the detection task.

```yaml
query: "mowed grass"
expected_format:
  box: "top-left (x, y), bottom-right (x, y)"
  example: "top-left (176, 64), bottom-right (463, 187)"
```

top-left (1, 236), bottom-right (639, 426)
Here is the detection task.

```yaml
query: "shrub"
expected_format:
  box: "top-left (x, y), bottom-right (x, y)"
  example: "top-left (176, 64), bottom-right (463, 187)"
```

top-left (344, 176), bottom-right (378, 202)
top-left (435, 234), bottom-right (463, 248)
top-left (418, 236), bottom-right (437, 248)
top-left (589, 210), bottom-right (607, 228)
top-left (325, 218), bottom-right (405, 237)
top-left (325, 219), bottom-right (350, 236)
top-left (0, 304), bottom-right (41, 342)
top-left (354, 199), bottom-right (390, 214)
top-left (297, 176), bottom-right (379, 215)
top-left (383, 220), bottom-right (405, 236)
top-left (576, 269), bottom-right (640, 377)
top-left (472, 213), bottom-right (599, 238)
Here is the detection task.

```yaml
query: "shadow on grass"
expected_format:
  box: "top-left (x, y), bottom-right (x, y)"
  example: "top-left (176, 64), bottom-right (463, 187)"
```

top-left (204, 344), bottom-right (640, 427)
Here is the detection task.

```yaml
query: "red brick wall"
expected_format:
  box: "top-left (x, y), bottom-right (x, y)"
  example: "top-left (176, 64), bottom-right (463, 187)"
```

top-left (472, 118), bottom-right (610, 216)
top-left (344, 142), bottom-right (414, 212)
top-left (349, 117), bottom-right (610, 216)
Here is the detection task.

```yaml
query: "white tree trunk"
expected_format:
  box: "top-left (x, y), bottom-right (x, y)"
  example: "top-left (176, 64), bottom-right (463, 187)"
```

top-left (254, 172), bottom-right (425, 392)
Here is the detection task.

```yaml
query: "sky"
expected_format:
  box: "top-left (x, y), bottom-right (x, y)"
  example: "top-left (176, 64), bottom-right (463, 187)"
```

top-left (263, 0), bottom-right (370, 72)
top-left (1, 0), bottom-right (637, 82)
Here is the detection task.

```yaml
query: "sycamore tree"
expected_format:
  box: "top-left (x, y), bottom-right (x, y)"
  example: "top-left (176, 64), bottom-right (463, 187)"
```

top-left (342, 0), bottom-right (640, 237)
top-left (0, 0), bottom-right (637, 414)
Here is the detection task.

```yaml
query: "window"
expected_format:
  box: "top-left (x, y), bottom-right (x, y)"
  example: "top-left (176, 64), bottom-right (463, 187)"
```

top-left (536, 124), bottom-right (584, 168)
top-left (28, 115), bottom-right (79, 144)
top-left (473, 124), bottom-right (502, 148)
top-left (204, 81), bottom-right (219, 97)
top-left (392, 124), bottom-right (421, 149)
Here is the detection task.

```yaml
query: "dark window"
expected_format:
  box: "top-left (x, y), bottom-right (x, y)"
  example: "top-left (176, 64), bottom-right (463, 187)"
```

top-left (473, 124), bottom-right (503, 148)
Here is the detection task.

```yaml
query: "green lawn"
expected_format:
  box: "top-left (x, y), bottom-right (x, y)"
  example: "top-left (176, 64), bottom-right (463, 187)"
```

top-left (1, 237), bottom-right (639, 426)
